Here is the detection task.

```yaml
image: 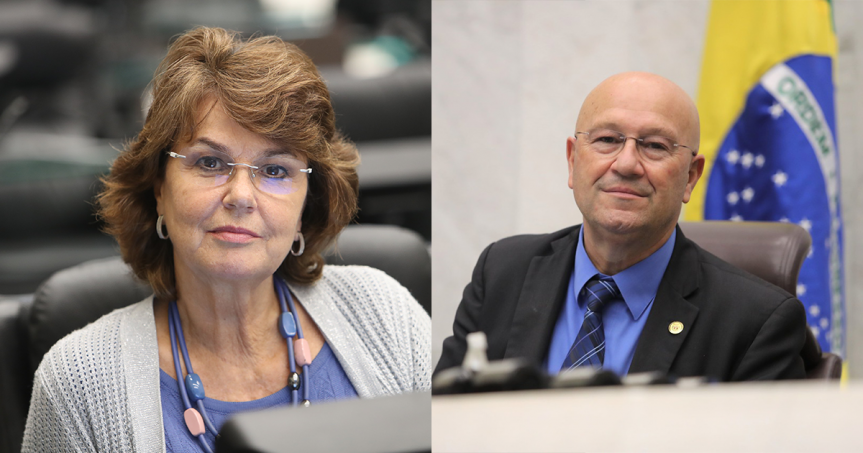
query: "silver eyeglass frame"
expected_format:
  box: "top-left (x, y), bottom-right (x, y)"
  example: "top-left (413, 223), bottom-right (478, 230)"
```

top-left (574, 131), bottom-right (697, 157)
top-left (167, 151), bottom-right (313, 178)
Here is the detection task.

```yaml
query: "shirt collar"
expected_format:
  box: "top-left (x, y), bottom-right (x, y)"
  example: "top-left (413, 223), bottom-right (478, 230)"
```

top-left (573, 226), bottom-right (677, 320)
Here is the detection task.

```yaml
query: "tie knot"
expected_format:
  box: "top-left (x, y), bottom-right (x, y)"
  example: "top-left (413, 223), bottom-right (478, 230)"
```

top-left (583, 275), bottom-right (619, 313)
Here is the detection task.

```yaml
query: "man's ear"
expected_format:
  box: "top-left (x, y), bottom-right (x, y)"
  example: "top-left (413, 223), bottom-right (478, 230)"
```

top-left (682, 154), bottom-right (705, 204)
top-left (566, 136), bottom-right (578, 190)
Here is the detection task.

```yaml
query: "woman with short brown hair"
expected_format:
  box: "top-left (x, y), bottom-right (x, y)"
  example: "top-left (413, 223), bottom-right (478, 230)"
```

top-left (22, 27), bottom-right (429, 453)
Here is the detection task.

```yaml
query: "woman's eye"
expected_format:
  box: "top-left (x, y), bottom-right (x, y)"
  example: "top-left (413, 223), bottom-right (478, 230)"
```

top-left (261, 165), bottom-right (288, 178)
top-left (196, 156), bottom-right (225, 169)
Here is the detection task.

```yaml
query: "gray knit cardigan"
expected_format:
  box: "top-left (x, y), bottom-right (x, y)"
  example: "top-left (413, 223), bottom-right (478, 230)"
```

top-left (21, 265), bottom-right (431, 452)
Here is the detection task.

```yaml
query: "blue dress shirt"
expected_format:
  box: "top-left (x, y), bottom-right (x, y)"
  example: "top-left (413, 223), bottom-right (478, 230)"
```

top-left (546, 227), bottom-right (677, 376)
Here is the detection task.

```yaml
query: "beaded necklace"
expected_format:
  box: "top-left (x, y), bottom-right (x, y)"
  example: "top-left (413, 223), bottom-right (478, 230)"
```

top-left (167, 277), bottom-right (310, 453)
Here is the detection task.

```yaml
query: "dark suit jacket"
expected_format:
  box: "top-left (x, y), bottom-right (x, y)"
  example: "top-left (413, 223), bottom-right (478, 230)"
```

top-left (435, 225), bottom-right (808, 381)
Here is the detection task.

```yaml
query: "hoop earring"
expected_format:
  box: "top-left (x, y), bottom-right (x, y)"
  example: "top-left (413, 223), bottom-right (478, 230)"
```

top-left (290, 232), bottom-right (305, 256)
top-left (156, 215), bottom-right (169, 240)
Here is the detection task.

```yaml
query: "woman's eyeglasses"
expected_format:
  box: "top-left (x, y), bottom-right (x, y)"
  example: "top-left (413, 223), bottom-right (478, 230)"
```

top-left (167, 149), bottom-right (312, 195)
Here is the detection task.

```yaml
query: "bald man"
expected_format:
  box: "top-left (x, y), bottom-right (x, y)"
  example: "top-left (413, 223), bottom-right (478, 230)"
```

top-left (435, 72), bottom-right (807, 381)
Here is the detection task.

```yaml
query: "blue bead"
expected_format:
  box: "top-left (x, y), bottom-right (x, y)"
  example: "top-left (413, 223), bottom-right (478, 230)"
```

top-left (279, 312), bottom-right (297, 338)
top-left (185, 373), bottom-right (206, 402)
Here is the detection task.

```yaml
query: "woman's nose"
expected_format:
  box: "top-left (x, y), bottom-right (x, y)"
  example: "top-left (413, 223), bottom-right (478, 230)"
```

top-left (222, 164), bottom-right (258, 210)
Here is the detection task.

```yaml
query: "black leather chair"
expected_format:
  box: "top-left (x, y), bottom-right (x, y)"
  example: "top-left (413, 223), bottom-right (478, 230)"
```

top-left (0, 223), bottom-right (429, 453)
top-left (680, 221), bottom-right (842, 380)
top-left (0, 296), bottom-right (33, 453)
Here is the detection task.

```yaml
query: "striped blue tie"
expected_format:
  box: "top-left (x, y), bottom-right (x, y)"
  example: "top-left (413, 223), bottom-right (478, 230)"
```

top-left (561, 275), bottom-right (619, 371)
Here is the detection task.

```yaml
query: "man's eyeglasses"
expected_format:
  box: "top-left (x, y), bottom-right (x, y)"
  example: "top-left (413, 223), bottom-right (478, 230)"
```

top-left (167, 149), bottom-right (312, 195)
top-left (574, 129), bottom-right (697, 160)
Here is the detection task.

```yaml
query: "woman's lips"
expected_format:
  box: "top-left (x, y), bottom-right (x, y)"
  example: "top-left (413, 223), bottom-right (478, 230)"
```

top-left (209, 226), bottom-right (260, 243)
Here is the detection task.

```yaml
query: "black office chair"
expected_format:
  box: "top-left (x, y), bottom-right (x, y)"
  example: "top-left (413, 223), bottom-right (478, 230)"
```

top-left (680, 221), bottom-right (842, 380)
top-left (0, 296), bottom-right (33, 453)
top-left (1, 223), bottom-right (429, 453)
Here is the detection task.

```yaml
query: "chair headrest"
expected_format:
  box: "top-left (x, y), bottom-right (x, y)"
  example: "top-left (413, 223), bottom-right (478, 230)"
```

top-left (679, 221), bottom-right (810, 295)
top-left (27, 256), bottom-right (151, 374)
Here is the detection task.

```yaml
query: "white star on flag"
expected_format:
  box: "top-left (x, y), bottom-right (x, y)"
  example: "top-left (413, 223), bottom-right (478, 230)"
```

top-left (772, 170), bottom-right (788, 187)
top-left (779, 217), bottom-right (789, 223)
top-left (729, 214), bottom-right (743, 221)
top-left (754, 154), bottom-right (765, 168)
top-left (769, 102), bottom-right (784, 119)
top-left (797, 283), bottom-right (807, 296)
top-left (810, 305), bottom-right (820, 316)
top-left (820, 318), bottom-right (830, 329)
top-left (799, 218), bottom-right (812, 232)
top-left (807, 247), bottom-right (814, 258)
top-left (726, 150), bottom-right (740, 164)
top-left (727, 192), bottom-right (740, 205)
top-left (810, 326), bottom-right (820, 338)
top-left (741, 187), bottom-right (755, 202)
top-left (741, 152), bottom-right (754, 169)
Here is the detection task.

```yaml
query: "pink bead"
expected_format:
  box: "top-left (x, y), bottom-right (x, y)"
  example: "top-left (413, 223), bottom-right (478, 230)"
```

top-left (184, 408), bottom-right (206, 436)
top-left (294, 338), bottom-right (311, 366)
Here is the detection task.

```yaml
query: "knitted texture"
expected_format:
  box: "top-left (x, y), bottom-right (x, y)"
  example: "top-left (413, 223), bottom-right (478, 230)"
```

top-left (22, 265), bottom-right (431, 452)
top-left (23, 308), bottom-right (137, 452)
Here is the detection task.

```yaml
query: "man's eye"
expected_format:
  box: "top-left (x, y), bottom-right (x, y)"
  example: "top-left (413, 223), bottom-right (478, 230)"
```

top-left (595, 135), bottom-right (621, 144)
top-left (643, 140), bottom-right (671, 151)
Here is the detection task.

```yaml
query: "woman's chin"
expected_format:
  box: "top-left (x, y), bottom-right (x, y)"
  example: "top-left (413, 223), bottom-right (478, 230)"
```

top-left (218, 264), bottom-right (277, 280)
top-left (186, 256), bottom-right (281, 285)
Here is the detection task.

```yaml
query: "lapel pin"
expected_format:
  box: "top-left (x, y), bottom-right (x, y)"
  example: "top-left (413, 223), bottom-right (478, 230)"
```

top-left (668, 321), bottom-right (684, 335)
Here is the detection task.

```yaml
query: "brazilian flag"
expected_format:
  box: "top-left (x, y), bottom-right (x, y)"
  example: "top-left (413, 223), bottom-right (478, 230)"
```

top-left (685, 0), bottom-right (844, 363)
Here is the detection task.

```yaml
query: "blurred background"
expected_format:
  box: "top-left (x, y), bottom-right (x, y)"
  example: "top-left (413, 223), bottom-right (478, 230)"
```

top-left (0, 0), bottom-right (431, 298)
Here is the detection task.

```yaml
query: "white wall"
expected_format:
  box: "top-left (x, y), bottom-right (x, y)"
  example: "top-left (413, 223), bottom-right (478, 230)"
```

top-left (834, 0), bottom-right (863, 379)
top-left (431, 0), bottom-right (863, 377)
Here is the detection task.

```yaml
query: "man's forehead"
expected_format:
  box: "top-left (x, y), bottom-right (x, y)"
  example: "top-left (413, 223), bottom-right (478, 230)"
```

top-left (580, 107), bottom-right (682, 137)
top-left (577, 74), bottom-right (699, 144)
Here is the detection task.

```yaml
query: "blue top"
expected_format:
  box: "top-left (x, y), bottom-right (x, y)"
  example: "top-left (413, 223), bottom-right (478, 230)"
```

top-left (160, 342), bottom-right (357, 452)
top-left (546, 227), bottom-right (676, 376)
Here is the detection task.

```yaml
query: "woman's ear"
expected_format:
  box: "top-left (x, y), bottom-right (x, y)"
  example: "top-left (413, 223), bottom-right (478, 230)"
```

top-left (154, 178), bottom-right (163, 215)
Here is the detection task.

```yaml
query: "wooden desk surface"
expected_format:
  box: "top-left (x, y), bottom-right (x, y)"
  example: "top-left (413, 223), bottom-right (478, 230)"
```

top-left (432, 381), bottom-right (862, 452)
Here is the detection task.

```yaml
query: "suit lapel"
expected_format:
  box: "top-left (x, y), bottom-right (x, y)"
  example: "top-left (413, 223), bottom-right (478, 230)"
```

top-left (503, 227), bottom-right (579, 365)
top-left (629, 227), bottom-right (701, 374)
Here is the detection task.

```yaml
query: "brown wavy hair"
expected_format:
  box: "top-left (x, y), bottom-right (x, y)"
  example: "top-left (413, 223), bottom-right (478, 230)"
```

top-left (98, 27), bottom-right (359, 298)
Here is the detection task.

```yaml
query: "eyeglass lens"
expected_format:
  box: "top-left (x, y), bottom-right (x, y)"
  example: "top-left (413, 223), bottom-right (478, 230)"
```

top-left (579, 129), bottom-right (681, 159)
top-left (172, 149), bottom-right (309, 195)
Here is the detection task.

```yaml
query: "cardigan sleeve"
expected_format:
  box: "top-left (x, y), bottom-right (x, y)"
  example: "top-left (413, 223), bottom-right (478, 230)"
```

top-left (404, 282), bottom-right (432, 391)
top-left (305, 265), bottom-right (432, 395)
top-left (22, 362), bottom-right (97, 452)
top-left (21, 307), bottom-right (141, 452)
top-left (357, 267), bottom-right (431, 392)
